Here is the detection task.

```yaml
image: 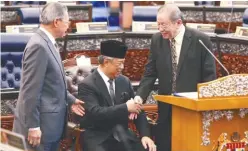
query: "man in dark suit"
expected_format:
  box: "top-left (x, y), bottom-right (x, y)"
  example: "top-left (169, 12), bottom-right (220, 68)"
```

top-left (13, 2), bottom-right (85, 151)
top-left (78, 40), bottom-right (156, 151)
top-left (133, 4), bottom-right (217, 151)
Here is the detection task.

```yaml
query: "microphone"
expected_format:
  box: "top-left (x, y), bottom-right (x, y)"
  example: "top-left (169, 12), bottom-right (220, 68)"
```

top-left (227, 1), bottom-right (234, 34)
top-left (199, 39), bottom-right (230, 76)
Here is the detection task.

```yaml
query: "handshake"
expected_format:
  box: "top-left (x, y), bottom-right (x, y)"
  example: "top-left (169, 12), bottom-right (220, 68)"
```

top-left (125, 96), bottom-right (143, 120)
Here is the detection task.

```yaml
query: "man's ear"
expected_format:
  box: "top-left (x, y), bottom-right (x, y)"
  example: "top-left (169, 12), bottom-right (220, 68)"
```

top-left (177, 19), bottom-right (183, 25)
top-left (102, 58), bottom-right (109, 67)
top-left (103, 58), bottom-right (108, 64)
top-left (53, 19), bottom-right (59, 28)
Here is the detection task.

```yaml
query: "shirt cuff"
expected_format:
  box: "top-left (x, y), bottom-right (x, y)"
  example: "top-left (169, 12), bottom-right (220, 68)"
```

top-left (29, 127), bottom-right (40, 131)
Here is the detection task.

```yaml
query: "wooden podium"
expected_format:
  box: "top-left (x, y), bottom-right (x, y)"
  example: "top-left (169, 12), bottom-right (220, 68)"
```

top-left (153, 74), bottom-right (248, 151)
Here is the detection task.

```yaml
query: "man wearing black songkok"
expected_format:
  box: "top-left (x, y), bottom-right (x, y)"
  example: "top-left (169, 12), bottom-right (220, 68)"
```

top-left (78, 40), bottom-right (156, 151)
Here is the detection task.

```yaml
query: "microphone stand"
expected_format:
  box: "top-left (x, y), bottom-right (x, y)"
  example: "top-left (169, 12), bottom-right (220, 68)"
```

top-left (199, 39), bottom-right (230, 76)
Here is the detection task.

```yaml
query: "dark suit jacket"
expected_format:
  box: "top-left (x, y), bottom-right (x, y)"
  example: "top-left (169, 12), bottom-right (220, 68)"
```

top-left (78, 70), bottom-right (150, 149)
top-left (136, 27), bottom-right (217, 121)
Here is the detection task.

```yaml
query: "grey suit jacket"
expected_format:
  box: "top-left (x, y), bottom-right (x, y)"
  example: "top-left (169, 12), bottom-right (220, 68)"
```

top-left (13, 29), bottom-right (76, 143)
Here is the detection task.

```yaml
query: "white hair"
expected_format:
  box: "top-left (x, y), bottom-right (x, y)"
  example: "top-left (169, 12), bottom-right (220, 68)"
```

top-left (158, 4), bottom-right (183, 22)
top-left (98, 55), bottom-right (114, 64)
top-left (39, 2), bottom-right (68, 25)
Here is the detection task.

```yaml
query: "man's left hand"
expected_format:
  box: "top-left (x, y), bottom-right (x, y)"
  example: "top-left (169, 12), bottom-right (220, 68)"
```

top-left (141, 136), bottom-right (156, 151)
top-left (71, 99), bottom-right (85, 116)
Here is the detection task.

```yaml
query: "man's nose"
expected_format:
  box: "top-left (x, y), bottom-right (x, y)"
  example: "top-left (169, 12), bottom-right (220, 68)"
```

top-left (158, 25), bottom-right (163, 31)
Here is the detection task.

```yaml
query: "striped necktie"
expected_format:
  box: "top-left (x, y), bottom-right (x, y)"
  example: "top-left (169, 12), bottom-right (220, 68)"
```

top-left (108, 79), bottom-right (115, 105)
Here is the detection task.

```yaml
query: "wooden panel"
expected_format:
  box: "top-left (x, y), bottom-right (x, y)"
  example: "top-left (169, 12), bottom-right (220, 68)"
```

top-left (211, 22), bottom-right (242, 33)
top-left (208, 110), bottom-right (248, 150)
top-left (172, 106), bottom-right (201, 151)
top-left (222, 53), bottom-right (248, 74)
top-left (154, 95), bottom-right (197, 111)
top-left (154, 95), bottom-right (248, 111)
top-left (0, 115), bottom-right (14, 131)
top-left (1, 10), bottom-right (21, 32)
top-left (65, 5), bottom-right (93, 33)
top-left (197, 97), bottom-right (248, 111)
top-left (1, 20), bottom-right (21, 32)
top-left (172, 107), bottom-right (248, 151)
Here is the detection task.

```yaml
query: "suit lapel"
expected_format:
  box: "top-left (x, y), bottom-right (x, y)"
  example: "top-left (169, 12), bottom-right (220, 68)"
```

top-left (94, 71), bottom-right (113, 106)
top-left (36, 29), bottom-right (66, 88)
top-left (162, 38), bottom-right (172, 75)
top-left (177, 28), bottom-right (192, 77)
top-left (114, 77), bottom-right (122, 104)
top-left (47, 42), bottom-right (64, 74)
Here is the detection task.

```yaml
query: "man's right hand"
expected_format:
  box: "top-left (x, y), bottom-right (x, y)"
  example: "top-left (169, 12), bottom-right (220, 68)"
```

top-left (129, 96), bottom-right (144, 120)
top-left (134, 95), bottom-right (143, 104)
top-left (126, 98), bottom-right (142, 113)
top-left (28, 129), bottom-right (42, 147)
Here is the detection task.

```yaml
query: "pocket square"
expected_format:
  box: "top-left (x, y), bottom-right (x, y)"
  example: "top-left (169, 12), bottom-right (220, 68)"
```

top-left (121, 92), bottom-right (129, 102)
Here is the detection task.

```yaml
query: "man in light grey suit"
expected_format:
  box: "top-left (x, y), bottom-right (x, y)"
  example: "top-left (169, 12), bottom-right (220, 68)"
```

top-left (13, 2), bottom-right (85, 151)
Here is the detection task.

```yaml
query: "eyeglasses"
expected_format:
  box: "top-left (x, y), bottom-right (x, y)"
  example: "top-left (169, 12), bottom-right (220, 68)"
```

top-left (115, 62), bottom-right (124, 67)
top-left (57, 18), bottom-right (71, 26)
top-left (108, 59), bottom-right (125, 67)
top-left (62, 20), bottom-right (71, 26)
top-left (157, 22), bottom-right (174, 29)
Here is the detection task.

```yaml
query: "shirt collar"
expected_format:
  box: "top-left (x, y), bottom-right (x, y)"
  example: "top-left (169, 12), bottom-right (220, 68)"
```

top-left (39, 27), bottom-right (56, 45)
top-left (172, 24), bottom-right (185, 44)
top-left (97, 67), bottom-right (112, 84)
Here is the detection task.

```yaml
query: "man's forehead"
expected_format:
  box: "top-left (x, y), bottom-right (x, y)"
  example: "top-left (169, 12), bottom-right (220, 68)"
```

top-left (115, 58), bottom-right (125, 62)
top-left (157, 13), bottom-right (170, 22)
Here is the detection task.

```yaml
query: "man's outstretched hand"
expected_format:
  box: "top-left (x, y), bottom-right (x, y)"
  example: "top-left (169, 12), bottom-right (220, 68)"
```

top-left (71, 99), bottom-right (85, 116)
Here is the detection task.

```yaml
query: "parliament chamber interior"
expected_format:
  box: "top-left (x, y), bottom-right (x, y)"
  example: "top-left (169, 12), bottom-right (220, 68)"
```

top-left (0, 1), bottom-right (248, 151)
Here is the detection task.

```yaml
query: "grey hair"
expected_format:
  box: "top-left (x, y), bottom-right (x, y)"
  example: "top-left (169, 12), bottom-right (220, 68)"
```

top-left (158, 4), bottom-right (183, 22)
top-left (40, 2), bottom-right (68, 25)
top-left (98, 55), bottom-right (114, 64)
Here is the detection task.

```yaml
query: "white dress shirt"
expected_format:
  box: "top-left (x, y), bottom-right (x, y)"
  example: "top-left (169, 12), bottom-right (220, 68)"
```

top-left (97, 67), bottom-right (115, 94)
top-left (40, 27), bottom-right (59, 52)
top-left (170, 24), bottom-right (185, 64)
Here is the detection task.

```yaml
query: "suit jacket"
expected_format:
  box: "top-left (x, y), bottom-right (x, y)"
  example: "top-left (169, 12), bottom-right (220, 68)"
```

top-left (136, 27), bottom-right (217, 121)
top-left (78, 70), bottom-right (150, 148)
top-left (13, 29), bottom-right (76, 143)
